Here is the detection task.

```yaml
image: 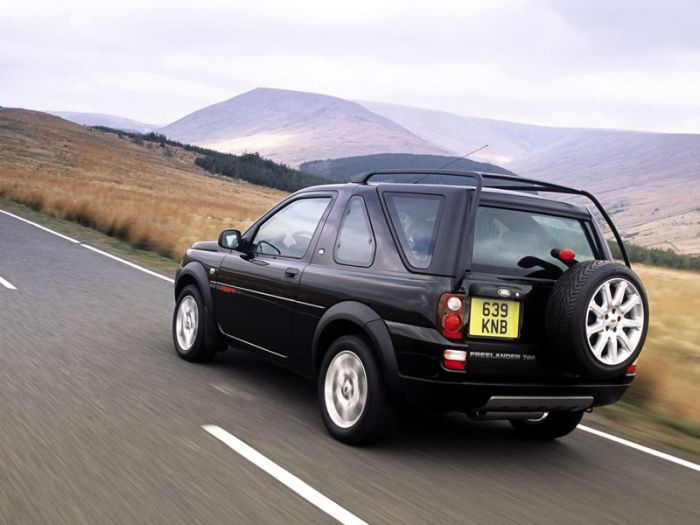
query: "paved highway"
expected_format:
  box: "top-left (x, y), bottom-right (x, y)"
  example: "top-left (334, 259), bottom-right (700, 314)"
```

top-left (1, 209), bottom-right (698, 524)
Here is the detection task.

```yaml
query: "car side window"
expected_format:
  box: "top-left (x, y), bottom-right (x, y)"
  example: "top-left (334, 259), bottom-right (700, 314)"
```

top-left (252, 197), bottom-right (331, 258)
top-left (334, 196), bottom-right (375, 267)
top-left (384, 193), bottom-right (444, 269)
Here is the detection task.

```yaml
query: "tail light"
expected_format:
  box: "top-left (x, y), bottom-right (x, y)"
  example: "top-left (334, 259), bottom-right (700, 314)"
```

top-left (626, 361), bottom-right (638, 376)
top-left (443, 349), bottom-right (467, 371)
top-left (438, 293), bottom-right (466, 340)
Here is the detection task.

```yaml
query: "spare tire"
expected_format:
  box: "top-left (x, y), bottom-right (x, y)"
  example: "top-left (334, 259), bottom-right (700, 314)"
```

top-left (546, 260), bottom-right (648, 379)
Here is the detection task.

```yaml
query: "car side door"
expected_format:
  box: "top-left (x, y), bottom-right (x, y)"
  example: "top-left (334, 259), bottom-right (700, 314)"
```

top-left (213, 193), bottom-right (334, 358)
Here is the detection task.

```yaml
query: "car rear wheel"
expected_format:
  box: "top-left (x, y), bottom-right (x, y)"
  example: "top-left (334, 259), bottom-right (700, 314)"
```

top-left (509, 410), bottom-right (584, 440)
top-left (318, 335), bottom-right (396, 445)
top-left (173, 284), bottom-right (223, 362)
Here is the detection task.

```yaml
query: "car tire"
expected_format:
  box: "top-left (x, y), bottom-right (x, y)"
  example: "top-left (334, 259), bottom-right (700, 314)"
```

top-left (173, 284), bottom-right (225, 362)
top-left (318, 335), bottom-right (396, 445)
top-left (509, 410), bottom-right (584, 440)
top-left (546, 260), bottom-right (649, 379)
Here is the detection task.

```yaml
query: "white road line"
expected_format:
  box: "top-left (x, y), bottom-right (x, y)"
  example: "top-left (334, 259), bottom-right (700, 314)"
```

top-left (0, 208), bottom-right (174, 283)
top-left (0, 275), bottom-right (17, 290)
top-left (2, 207), bottom-right (698, 475)
top-left (0, 209), bottom-right (80, 243)
top-left (80, 244), bottom-right (174, 283)
top-left (202, 425), bottom-right (368, 525)
top-left (578, 425), bottom-right (700, 473)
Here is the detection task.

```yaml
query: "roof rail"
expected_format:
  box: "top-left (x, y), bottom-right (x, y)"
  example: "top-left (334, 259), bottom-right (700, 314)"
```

top-left (354, 169), bottom-right (630, 268)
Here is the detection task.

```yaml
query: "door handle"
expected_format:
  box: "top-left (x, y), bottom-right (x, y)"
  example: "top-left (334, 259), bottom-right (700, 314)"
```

top-left (285, 267), bottom-right (299, 278)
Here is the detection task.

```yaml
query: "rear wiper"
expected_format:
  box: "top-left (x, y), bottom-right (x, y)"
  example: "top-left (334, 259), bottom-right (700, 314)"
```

top-left (518, 256), bottom-right (561, 273)
top-left (517, 256), bottom-right (564, 279)
top-left (458, 255), bottom-right (567, 289)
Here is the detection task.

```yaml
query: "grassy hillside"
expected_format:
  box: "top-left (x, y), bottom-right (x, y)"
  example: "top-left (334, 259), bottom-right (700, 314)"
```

top-left (0, 108), bottom-right (285, 258)
top-left (300, 153), bottom-right (514, 181)
top-left (94, 127), bottom-right (328, 192)
top-left (610, 241), bottom-right (700, 271)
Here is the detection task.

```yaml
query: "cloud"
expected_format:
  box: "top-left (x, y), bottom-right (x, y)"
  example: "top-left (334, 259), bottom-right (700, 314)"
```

top-left (1, 0), bottom-right (698, 132)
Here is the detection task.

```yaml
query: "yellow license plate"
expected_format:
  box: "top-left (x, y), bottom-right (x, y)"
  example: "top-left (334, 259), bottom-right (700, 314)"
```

top-left (469, 298), bottom-right (520, 339)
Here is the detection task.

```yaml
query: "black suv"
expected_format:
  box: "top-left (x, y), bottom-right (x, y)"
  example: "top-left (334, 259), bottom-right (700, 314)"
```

top-left (172, 170), bottom-right (648, 444)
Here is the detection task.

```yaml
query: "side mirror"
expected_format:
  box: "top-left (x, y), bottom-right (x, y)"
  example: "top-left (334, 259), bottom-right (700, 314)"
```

top-left (218, 229), bottom-right (241, 250)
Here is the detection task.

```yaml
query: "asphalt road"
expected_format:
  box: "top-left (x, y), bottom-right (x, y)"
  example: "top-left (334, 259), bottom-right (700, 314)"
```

top-left (1, 210), bottom-right (698, 525)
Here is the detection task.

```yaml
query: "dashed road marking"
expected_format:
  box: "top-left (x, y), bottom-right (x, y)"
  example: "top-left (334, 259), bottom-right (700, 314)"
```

top-left (0, 275), bottom-right (17, 290)
top-left (202, 425), bottom-right (368, 525)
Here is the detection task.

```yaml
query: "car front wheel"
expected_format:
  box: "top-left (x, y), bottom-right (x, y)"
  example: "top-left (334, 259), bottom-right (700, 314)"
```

top-left (318, 335), bottom-right (396, 445)
top-left (173, 284), bottom-right (222, 362)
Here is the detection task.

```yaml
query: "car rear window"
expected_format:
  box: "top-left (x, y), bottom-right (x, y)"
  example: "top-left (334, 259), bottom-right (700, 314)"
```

top-left (384, 193), bottom-right (444, 268)
top-left (472, 206), bottom-right (597, 278)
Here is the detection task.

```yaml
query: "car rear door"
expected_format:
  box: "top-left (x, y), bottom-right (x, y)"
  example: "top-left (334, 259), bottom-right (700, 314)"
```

top-left (467, 201), bottom-right (601, 344)
top-left (213, 193), bottom-right (334, 358)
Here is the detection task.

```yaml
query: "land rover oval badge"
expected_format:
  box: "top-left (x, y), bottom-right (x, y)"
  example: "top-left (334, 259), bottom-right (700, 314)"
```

top-left (497, 288), bottom-right (512, 298)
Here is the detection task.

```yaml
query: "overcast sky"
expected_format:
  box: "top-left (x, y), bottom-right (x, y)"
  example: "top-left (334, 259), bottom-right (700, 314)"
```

top-left (2, 0), bottom-right (699, 132)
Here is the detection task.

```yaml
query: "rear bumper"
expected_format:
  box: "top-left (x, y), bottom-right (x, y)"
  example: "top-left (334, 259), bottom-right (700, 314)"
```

top-left (383, 319), bottom-right (631, 411)
top-left (392, 374), bottom-right (630, 412)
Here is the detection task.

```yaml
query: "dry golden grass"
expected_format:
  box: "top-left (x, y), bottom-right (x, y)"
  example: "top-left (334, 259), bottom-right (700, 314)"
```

top-left (1, 108), bottom-right (698, 426)
top-left (628, 265), bottom-right (700, 424)
top-left (0, 108), bottom-right (285, 258)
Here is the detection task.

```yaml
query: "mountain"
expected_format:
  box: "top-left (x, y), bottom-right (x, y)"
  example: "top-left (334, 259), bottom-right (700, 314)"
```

top-left (358, 101), bottom-right (566, 165)
top-left (158, 88), bottom-right (447, 166)
top-left (300, 153), bottom-right (514, 182)
top-left (360, 101), bottom-right (700, 255)
top-left (49, 111), bottom-right (160, 133)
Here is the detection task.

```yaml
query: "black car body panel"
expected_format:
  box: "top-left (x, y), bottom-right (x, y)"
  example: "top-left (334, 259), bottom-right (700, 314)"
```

top-left (175, 170), bottom-right (639, 413)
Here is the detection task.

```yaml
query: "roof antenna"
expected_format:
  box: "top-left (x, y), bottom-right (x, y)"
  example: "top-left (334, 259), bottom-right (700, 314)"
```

top-left (438, 144), bottom-right (488, 169)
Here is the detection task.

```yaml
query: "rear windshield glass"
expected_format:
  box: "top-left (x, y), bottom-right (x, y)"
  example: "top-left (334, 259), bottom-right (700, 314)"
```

top-left (384, 193), bottom-right (444, 268)
top-left (472, 206), bottom-right (597, 278)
